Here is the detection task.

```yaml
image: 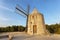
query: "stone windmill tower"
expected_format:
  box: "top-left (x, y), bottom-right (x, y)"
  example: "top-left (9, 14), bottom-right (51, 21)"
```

top-left (16, 5), bottom-right (48, 35)
top-left (27, 8), bottom-right (48, 35)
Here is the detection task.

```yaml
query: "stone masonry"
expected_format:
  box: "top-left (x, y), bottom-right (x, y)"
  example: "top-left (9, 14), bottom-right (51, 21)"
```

top-left (27, 8), bottom-right (48, 35)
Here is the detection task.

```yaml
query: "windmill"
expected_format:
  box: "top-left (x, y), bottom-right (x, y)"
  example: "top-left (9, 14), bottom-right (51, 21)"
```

top-left (16, 5), bottom-right (30, 32)
top-left (15, 0), bottom-right (50, 35)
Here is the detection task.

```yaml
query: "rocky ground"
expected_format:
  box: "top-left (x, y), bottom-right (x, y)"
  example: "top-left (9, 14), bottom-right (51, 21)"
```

top-left (0, 32), bottom-right (60, 40)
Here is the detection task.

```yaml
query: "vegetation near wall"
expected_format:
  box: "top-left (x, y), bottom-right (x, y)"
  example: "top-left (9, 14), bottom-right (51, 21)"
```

top-left (0, 23), bottom-right (60, 34)
top-left (46, 23), bottom-right (60, 34)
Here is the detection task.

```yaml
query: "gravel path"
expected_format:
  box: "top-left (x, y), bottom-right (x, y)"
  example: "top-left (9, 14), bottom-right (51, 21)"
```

top-left (0, 32), bottom-right (60, 40)
top-left (13, 33), bottom-right (60, 40)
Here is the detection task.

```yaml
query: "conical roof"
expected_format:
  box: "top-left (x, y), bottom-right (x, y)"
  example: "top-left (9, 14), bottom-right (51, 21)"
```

top-left (30, 8), bottom-right (43, 16)
top-left (32, 8), bottom-right (39, 14)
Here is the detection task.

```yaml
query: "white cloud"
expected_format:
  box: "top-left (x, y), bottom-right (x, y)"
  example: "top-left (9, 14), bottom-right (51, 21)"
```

top-left (0, 5), bottom-right (14, 12)
top-left (0, 17), bottom-right (8, 21)
top-left (0, 15), bottom-right (9, 27)
top-left (0, 14), bottom-right (9, 21)
top-left (0, 16), bottom-right (9, 21)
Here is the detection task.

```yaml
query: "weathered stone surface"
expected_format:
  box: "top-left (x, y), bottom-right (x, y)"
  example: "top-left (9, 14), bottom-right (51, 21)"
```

top-left (27, 8), bottom-right (48, 35)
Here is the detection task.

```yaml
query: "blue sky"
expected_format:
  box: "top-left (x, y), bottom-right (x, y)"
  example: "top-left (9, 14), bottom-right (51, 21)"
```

top-left (0, 0), bottom-right (60, 27)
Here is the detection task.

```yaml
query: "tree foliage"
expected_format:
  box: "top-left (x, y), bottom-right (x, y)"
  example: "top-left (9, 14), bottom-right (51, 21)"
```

top-left (0, 25), bottom-right (25, 33)
top-left (46, 23), bottom-right (60, 34)
top-left (0, 23), bottom-right (60, 34)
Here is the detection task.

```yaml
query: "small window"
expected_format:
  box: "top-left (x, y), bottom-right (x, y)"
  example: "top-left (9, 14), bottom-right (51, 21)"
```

top-left (32, 16), bottom-right (34, 18)
top-left (30, 22), bottom-right (32, 24)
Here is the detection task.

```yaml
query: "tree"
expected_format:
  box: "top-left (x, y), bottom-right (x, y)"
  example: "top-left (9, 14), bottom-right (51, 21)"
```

top-left (18, 26), bottom-right (25, 32)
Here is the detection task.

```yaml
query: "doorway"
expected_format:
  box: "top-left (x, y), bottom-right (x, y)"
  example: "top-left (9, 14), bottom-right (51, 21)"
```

top-left (33, 25), bottom-right (37, 34)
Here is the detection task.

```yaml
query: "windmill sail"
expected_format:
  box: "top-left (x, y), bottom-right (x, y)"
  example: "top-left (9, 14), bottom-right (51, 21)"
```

top-left (16, 6), bottom-right (28, 16)
top-left (16, 4), bottom-right (30, 32)
top-left (16, 9), bottom-right (26, 17)
top-left (16, 5), bottom-right (27, 14)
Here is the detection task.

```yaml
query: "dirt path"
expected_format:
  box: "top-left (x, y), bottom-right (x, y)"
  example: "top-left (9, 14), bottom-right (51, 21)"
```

top-left (0, 32), bottom-right (60, 40)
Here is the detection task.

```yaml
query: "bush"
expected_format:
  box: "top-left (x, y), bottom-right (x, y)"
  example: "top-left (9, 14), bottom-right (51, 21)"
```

top-left (0, 25), bottom-right (25, 32)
